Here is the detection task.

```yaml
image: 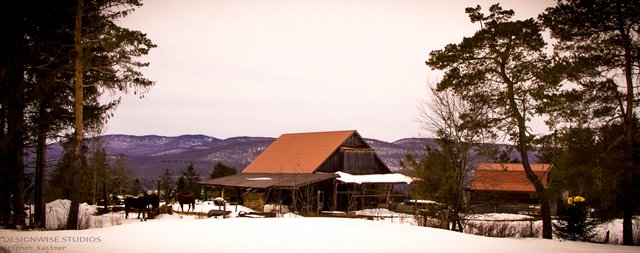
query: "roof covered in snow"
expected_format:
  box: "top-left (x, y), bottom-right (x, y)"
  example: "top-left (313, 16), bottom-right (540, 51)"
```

top-left (335, 171), bottom-right (413, 184)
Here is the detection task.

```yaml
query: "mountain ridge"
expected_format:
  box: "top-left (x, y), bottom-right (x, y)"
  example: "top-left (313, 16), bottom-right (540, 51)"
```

top-left (51, 134), bottom-right (428, 182)
top-left (44, 134), bottom-right (528, 187)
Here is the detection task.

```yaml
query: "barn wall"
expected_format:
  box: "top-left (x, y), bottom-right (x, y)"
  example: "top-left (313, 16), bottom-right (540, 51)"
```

top-left (317, 151), bottom-right (340, 173)
top-left (315, 132), bottom-right (390, 174)
top-left (340, 148), bottom-right (385, 174)
top-left (468, 190), bottom-right (558, 215)
top-left (316, 148), bottom-right (389, 174)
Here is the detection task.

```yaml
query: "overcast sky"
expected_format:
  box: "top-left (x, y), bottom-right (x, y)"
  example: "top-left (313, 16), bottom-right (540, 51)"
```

top-left (105, 0), bottom-right (556, 142)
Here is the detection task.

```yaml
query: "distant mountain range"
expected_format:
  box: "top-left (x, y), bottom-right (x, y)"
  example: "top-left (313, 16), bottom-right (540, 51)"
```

top-left (43, 134), bottom-right (533, 187)
top-left (44, 134), bottom-right (433, 183)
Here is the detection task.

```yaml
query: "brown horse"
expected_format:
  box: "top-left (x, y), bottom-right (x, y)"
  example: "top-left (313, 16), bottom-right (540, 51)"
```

top-left (124, 193), bottom-right (160, 221)
top-left (176, 193), bottom-right (196, 212)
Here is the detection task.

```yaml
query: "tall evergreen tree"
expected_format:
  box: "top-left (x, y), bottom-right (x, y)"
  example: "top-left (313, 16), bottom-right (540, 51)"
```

top-left (176, 176), bottom-right (187, 195)
top-left (47, 138), bottom-right (90, 202)
top-left (67, 0), bottom-right (85, 230)
top-left (540, 0), bottom-right (640, 244)
top-left (426, 4), bottom-right (558, 238)
top-left (1, 0), bottom-right (155, 229)
top-left (107, 154), bottom-right (136, 196)
top-left (158, 169), bottom-right (175, 204)
top-left (27, 1), bottom-right (76, 229)
top-left (182, 164), bottom-right (201, 197)
top-left (0, 0), bottom-right (32, 229)
top-left (546, 122), bottom-right (640, 220)
top-left (131, 179), bottom-right (144, 195)
top-left (87, 139), bottom-right (109, 205)
top-left (402, 149), bottom-right (460, 229)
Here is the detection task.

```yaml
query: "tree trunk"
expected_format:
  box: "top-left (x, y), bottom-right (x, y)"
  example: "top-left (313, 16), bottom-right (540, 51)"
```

top-left (8, 105), bottom-right (26, 229)
top-left (0, 104), bottom-right (8, 227)
top-left (518, 125), bottom-right (553, 238)
top-left (0, 148), bottom-right (10, 227)
top-left (4, 20), bottom-right (27, 229)
top-left (617, 1), bottom-right (635, 244)
top-left (0, 103), bottom-right (11, 227)
top-left (102, 181), bottom-right (107, 214)
top-left (504, 72), bottom-right (552, 239)
top-left (92, 156), bottom-right (97, 205)
top-left (67, 0), bottom-right (84, 230)
top-left (34, 107), bottom-right (47, 229)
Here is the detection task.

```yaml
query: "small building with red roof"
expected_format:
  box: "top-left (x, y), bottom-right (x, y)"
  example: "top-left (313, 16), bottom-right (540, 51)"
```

top-left (468, 163), bottom-right (553, 214)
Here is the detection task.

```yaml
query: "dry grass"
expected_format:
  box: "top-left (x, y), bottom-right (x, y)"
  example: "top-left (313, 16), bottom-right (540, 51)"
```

top-left (466, 220), bottom-right (540, 238)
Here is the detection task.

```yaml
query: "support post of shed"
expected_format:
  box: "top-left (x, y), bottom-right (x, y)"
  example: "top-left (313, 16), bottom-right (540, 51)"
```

top-left (292, 188), bottom-right (297, 212)
top-left (331, 179), bottom-right (338, 211)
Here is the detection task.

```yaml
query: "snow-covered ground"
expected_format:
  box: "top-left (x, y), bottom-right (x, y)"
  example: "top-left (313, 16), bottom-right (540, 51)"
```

top-left (1, 200), bottom-right (637, 253)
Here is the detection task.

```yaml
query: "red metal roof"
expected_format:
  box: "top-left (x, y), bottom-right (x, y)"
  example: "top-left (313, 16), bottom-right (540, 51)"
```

top-left (475, 163), bottom-right (552, 172)
top-left (470, 163), bottom-right (552, 192)
top-left (241, 130), bottom-right (357, 174)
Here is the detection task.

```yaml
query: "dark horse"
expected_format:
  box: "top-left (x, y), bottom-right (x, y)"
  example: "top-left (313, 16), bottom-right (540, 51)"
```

top-left (176, 193), bottom-right (196, 212)
top-left (124, 193), bottom-right (160, 221)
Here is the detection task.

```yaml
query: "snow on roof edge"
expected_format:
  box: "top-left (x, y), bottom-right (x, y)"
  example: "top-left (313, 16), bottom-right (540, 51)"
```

top-left (335, 171), bottom-right (413, 184)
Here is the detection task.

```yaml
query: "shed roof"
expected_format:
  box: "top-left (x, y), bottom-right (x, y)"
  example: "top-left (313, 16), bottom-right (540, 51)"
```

top-left (241, 130), bottom-right (359, 174)
top-left (476, 163), bottom-right (552, 172)
top-left (199, 173), bottom-right (337, 189)
top-left (470, 163), bottom-right (552, 192)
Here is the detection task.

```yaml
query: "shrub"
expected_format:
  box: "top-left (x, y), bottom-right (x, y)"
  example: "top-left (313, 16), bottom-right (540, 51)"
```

top-left (553, 196), bottom-right (597, 241)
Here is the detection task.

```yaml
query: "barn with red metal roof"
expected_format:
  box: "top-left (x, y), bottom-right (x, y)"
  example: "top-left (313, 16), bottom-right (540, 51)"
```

top-left (200, 130), bottom-right (412, 213)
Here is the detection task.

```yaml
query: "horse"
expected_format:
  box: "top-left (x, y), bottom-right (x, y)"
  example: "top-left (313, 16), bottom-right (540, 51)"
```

top-left (176, 193), bottom-right (196, 212)
top-left (124, 193), bottom-right (160, 221)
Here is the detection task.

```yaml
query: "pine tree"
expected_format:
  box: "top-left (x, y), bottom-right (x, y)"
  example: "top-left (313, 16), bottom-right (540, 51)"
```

top-left (540, 0), bottom-right (640, 244)
top-left (158, 169), bottom-right (174, 204)
top-left (47, 138), bottom-right (90, 202)
top-left (87, 139), bottom-right (109, 205)
top-left (131, 179), bottom-right (144, 196)
top-left (107, 154), bottom-right (136, 197)
top-left (1, 0), bottom-right (155, 229)
top-left (426, 4), bottom-right (557, 238)
top-left (176, 176), bottom-right (187, 195)
top-left (182, 164), bottom-right (201, 197)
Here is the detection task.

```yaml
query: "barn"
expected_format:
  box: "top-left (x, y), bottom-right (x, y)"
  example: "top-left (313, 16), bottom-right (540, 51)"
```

top-left (467, 163), bottom-right (553, 214)
top-left (199, 130), bottom-right (412, 214)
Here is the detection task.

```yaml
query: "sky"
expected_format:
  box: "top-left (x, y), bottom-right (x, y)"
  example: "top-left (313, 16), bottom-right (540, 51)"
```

top-left (105, 0), bottom-right (557, 142)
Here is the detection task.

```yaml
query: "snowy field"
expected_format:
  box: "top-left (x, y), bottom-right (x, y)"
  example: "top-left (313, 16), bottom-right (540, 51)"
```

top-left (0, 200), bottom-right (637, 253)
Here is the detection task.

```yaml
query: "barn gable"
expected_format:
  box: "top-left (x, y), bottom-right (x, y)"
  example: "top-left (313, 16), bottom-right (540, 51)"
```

top-left (241, 130), bottom-right (391, 174)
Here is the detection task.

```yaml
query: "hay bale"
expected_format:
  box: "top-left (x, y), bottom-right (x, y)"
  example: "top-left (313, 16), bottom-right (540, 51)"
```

top-left (158, 204), bottom-right (173, 215)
